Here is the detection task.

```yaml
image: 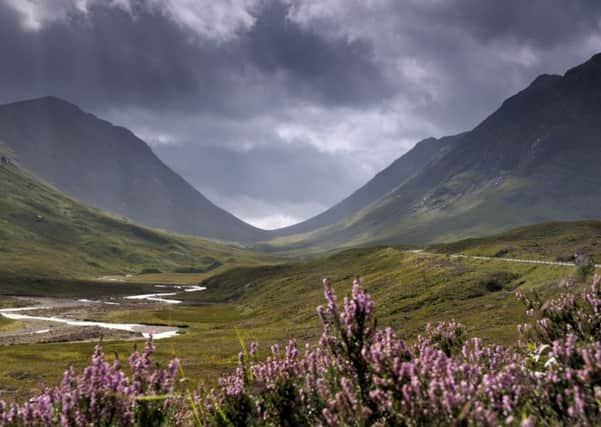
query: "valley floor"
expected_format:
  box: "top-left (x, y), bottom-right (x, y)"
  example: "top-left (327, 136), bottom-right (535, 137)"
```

top-left (0, 247), bottom-right (590, 400)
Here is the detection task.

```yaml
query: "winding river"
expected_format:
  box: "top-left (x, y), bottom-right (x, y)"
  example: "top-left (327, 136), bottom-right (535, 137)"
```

top-left (0, 285), bottom-right (207, 340)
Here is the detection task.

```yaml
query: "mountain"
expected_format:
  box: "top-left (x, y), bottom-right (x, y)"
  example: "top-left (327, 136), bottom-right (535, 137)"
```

top-left (264, 53), bottom-right (601, 251)
top-left (0, 153), bottom-right (269, 281)
top-left (270, 136), bottom-right (447, 236)
top-left (0, 97), bottom-right (265, 243)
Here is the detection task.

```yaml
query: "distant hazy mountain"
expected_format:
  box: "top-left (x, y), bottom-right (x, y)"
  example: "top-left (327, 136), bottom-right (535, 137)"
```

top-left (0, 97), bottom-right (265, 243)
top-left (266, 53), bottom-right (601, 251)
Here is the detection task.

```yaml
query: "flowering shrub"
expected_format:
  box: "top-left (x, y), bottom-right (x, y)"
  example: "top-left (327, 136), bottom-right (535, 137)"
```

top-left (517, 274), bottom-right (601, 344)
top-left (2, 276), bottom-right (601, 426)
top-left (0, 339), bottom-right (184, 426)
top-left (201, 277), bottom-right (601, 426)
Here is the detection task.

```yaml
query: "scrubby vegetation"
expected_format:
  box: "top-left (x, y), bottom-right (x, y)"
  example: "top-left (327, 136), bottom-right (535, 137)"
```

top-left (431, 220), bottom-right (601, 262)
top-left (0, 162), bottom-right (272, 280)
top-left (3, 274), bottom-right (601, 426)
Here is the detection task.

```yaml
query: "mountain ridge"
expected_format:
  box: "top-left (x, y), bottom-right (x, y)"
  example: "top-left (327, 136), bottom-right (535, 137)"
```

top-left (0, 96), bottom-right (266, 243)
top-left (4, 52), bottom-right (601, 251)
top-left (261, 52), bottom-right (601, 251)
top-left (0, 156), bottom-right (269, 279)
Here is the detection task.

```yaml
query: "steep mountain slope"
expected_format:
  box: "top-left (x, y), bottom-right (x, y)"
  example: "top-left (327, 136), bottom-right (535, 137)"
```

top-left (0, 97), bottom-right (265, 243)
top-left (0, 155), bottom-right (269, 280)
top-left (264, 53), bottom-right (601, 251)
top-left (270, 136), bottom-right (448, 236)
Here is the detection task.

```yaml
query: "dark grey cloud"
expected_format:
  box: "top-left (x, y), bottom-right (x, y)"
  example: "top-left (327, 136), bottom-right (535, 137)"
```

top-left (1, 0), bottom-right (600, 227)
top-left (0, 0), bottom-right (391, 115)
top-left (245, 1), bottom-right (390, 107)
top-left (289, 0), bottom-right (601, 133)
top-left (420, 0), bottom-right (601, 47)
top-left (0, 1), bottom-right (201, 111)
top-left (155, 141), bottom-right (367, 204)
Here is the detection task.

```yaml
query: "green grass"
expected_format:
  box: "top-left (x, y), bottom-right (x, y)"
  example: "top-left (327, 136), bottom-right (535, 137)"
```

top-left (0, 317), bottom-right (19, 332)
top-left (0, 246), bottom-right (584, 399)
top-left (185, 247), bottom-right (576, 341)
top-left (0, 277), bottom-right (176, 299)
top-left (0, 161), bottom-right (275, 283)
top-left (430, 220), bottom-right (601, 262)
top-left (1, 156), bottom-right (598, 401)
top-left (260, 168), bottom-right (601, 254)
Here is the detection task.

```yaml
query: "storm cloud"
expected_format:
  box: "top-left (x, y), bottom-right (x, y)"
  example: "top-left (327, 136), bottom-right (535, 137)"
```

top-left (1, 0), bottom-right (600, 228)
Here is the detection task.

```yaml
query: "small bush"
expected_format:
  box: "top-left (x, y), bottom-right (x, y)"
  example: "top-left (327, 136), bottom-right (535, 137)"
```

top-left (574, 253), bottom-right (595, 282)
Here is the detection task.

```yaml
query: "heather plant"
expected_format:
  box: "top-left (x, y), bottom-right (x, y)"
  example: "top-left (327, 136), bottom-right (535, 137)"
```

top-left (516, 274), bottom-right (601, 344)
top-left (3, 275), bottom-right (601, 426)
top-left (201, 276), bottom-right (601, 426)
top-left (517, 275), bottom-right (601, 424)
top-left (0, 338), bottom-right (182, 426)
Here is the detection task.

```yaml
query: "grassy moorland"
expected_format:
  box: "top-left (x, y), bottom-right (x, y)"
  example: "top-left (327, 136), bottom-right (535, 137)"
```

top-left (184, 247), bottom-right (583, 342)
top-left (3, 275), bottom-right (601, 425)
top-left (0, 158), bottom-right (276, 397)
top-left (0, 245), bottom-right (587, 399)
top-left (430, 220), bottom-right (601, 262)
top-left (0, 159), bottom-right (274, 284)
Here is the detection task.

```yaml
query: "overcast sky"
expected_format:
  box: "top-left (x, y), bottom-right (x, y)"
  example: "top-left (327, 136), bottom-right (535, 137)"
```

top-left (1, 0), bottom-right (600, 229)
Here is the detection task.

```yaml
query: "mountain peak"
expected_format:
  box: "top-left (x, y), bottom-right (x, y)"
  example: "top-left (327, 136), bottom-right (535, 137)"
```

top-left (34, 95), bottom-right (70, 104)
top-left (529, 73), bottom-right (562, 89)
top-left (2, 96), bottom-right (83, 115)
top-left (0, 97), bottom-right (265, 242)
top-left (574, 51), bottom-right (601, 70)
top-left (562, 52), bottom-right (601, 89)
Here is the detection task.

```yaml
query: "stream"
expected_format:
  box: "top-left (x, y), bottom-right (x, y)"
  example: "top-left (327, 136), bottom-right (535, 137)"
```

top-left (0, 285), bottom-right (207, 340)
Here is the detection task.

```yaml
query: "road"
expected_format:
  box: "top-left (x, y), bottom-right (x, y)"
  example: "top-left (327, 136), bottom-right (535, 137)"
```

top-left (405, 250), bottom-right (601, 269)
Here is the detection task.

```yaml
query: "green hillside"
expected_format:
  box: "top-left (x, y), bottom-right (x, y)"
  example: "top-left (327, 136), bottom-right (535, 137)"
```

top-left (430, 220), bottom-right (601, 262)
top-left (0, 157), bottom-right (271, 283)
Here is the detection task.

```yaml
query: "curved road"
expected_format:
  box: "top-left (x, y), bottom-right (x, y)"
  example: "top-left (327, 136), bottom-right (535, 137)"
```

top-left (405, 250), bottom-right (601, 269)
